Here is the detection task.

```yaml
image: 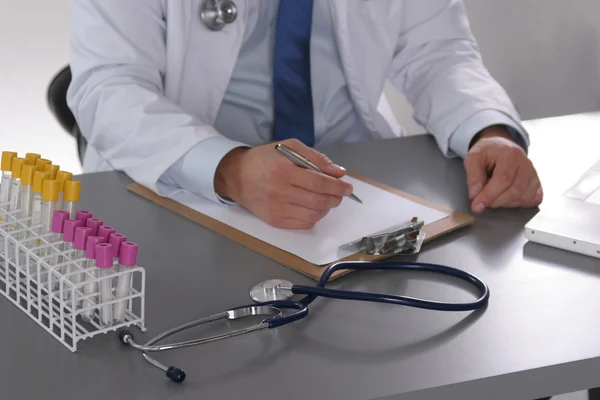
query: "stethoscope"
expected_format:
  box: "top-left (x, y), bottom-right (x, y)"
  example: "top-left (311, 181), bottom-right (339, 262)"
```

top-left (200, 0), bottom-right (238, 31)
top-left (118, 261), bottom-right (490, 383)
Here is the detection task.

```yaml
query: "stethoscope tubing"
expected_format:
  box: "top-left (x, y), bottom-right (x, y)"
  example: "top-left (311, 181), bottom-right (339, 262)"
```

top-left (296, 261), bottom-right (490, 311)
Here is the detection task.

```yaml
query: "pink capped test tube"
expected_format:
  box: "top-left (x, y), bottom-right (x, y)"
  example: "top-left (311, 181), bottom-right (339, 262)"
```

top-left (68, 227), bottom-right (92, 304)
top-left (96, 243), bottom-right (115, 327)
top-left (86, 218), bottom-right (103, 236)
top-left (81, 236), bottom-right (106, 322)
top-left (113, 242), bottom-right (137, 324)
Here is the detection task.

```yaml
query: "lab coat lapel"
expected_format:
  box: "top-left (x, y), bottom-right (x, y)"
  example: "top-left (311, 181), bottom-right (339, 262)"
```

top-left (328, 0), bottom-right (398, 139)
top-left (328, 0), bottom-right (377, 135)
top-left (178, 0), bottom-right (248, 124)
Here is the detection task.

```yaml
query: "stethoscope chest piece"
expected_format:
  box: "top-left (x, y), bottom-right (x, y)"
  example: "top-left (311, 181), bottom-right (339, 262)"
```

top-left (201, 0), bottom-right (238, 31)
top-left (250, 279), bottom-right (294, 302)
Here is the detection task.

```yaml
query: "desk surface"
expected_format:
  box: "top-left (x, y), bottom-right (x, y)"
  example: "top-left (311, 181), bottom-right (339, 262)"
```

top-left (2, 113), bottom-right (600, 400)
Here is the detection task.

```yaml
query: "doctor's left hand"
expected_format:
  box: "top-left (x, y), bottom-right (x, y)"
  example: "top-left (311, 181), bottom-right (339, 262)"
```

top-left (463, 126), bottom-right (543, 214)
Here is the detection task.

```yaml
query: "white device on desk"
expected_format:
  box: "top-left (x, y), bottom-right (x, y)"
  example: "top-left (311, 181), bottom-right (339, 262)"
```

top-left (525, 159), bottom-right (600, 258)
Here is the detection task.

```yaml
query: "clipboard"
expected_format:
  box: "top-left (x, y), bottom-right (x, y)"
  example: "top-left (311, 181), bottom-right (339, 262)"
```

top-left (127, 173), bottom-right (473, 281)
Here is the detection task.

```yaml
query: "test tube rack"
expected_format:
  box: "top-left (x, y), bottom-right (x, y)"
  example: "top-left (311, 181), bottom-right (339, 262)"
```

top-left (0, 202), bottom-right (147, 352)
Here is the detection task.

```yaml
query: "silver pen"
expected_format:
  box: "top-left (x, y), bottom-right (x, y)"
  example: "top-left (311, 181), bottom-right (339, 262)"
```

top-left (275, 144), bottom-right (363, 204)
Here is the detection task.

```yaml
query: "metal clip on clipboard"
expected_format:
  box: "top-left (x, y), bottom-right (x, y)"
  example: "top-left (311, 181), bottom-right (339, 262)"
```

top-left (339, 217), bottom-right (426, 256)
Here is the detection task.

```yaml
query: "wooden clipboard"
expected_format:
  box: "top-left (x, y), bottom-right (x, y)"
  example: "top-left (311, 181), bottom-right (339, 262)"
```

top-left (127, 172), bottom-right (473, 281)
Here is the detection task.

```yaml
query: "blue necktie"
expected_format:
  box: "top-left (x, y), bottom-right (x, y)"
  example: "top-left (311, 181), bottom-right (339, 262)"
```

top-left (272, 0), bottom-right (315, 147)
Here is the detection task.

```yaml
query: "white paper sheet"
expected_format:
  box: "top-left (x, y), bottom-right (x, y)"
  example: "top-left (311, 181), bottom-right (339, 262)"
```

top-left (158, 177), bottom-right (449, 265)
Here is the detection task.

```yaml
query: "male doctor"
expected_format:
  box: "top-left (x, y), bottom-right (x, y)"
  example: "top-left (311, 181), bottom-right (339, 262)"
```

top-left (67, 0), bottom-right (543, 229)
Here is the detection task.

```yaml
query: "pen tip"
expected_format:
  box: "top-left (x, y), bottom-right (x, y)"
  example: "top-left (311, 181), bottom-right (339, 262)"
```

top-left (350, 194), bottom-right (363, 204)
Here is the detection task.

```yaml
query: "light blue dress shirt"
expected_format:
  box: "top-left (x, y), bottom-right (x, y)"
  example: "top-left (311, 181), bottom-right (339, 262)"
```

top-left (160, 1), bottom-right (526, 203)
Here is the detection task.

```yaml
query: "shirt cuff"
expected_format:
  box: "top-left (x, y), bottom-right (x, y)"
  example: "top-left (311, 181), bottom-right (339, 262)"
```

top-left (448, 109), bottom-right (530, 158)
top-left (159, 136), bottom-right (249, 204)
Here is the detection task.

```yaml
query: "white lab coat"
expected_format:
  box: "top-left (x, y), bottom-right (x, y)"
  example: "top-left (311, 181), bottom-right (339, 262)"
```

top-left (67, 0), bottom-right (523, 194)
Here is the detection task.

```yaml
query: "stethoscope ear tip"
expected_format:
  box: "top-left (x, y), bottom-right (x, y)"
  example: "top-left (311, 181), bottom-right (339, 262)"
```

top-left (166, 366), bottom-right (187, 383)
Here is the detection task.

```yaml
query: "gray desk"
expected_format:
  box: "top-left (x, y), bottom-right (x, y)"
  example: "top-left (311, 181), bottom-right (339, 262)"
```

top-left (2, 113), bottom-right (600, 399)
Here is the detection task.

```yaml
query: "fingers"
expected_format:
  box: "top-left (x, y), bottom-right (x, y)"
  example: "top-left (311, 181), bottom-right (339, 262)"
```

top-left (266, 217), bottom-right (314, 230)
top-left (482, 154), bottom-right (543, 209)
top-left (464, 152), bottom-right (490, 200)
top-left (287, 187), bottom-right (344, 211)
top-left (469, 151), bottom-right (543, 212)
top-left (238, 140), bottom-right (350, 230)
top-left (284, 165), bottom-right (353, 198)
top-left (280, 139), bottom-right (347, 178)
top-left (265, 203), bottom-right (329, 229)
top-left (261, 179), bottom-right (341, 229)
top-left (272, 139), bottom-right (353, 197)
top-left (515, 176), bottom-right (543, 208)
top-left (471, 154), bottom-right (518, 213)
top-left (266, 180), bottom-right (343, 211)
top-left (488, 165), bottom-right (529, 208)
top-left (526, 183), bottom-right (544, 207)
top-left (254, 139), bottom-right (351, 230)
top-left (503, 185), bottom-right (542, 208)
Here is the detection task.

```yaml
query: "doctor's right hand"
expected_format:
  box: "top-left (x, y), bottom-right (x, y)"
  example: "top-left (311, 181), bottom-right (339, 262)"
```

top-left (214, 139), bottom-right (353, 229)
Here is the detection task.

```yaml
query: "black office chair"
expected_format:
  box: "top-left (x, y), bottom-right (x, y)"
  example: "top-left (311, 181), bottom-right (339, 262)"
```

top-left (46, 65), bottom-right (87, 164)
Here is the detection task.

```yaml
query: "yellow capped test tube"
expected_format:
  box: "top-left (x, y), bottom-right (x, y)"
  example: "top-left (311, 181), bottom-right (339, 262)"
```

top-left (44, 164), bottom-right (60, 180)
top-left (35, 159), bottom-right (52, 169)
top-left (30, 171), bottom-right (50, 240)
top-left (56, 171), bottom-right (73, 211)
top-left (25, 153), bottom-right (41, 164)
top-left (19, 165), bottom-right (37, 239)
top-left (1, 151), bottom-right (18, 212)
top-left (8, 157), bottom-right (25, 212)
top-left (4, 158), bottom-right (25, 229)
top-left (63, 180), bottom-right (81, 220)
top-left (20, 164), bottom-right (36, 217)
top-left (41, 180), bottom-right (59, 237)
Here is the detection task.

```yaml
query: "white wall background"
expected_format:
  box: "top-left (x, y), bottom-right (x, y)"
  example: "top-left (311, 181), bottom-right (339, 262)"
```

top-left (0, 0), bottom-right (80, 174)
top-left (386, 0), bottom-right (600, 134)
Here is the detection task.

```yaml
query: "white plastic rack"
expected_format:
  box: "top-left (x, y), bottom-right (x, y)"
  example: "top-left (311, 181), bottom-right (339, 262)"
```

top-left (0, 201), bottom-right (146, 352)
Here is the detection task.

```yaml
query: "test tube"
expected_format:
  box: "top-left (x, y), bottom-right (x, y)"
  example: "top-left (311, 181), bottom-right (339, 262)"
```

top-left (109, 233), bottom-right (127, 265)
top-left (43, 164), bottom-right (60, 180)
top-left (63, 180), bottom-right (81, 219)
top-left (55, 171), bottom-right (72, 211)
top-left (51, 211), bottom-right (70, 245)
top-left (96, 243), bottom-right (115, 327)
top-left (41, 180), bottom-right (60, 254)
top-left (0, 151), bottom-right (17, 213)
top-left (50, 211), bottom-right (70, 289)
top-left (75, 209), bottom-right (93, 226)
top-left (69, 226), bottom-right (92, 305)
top-left (41, 180), bottom-right (59, 234)
top-left (81, 235), bottom-right (106, 322)
top-left (86, 218), bottom-right (103, 236)
top-left (61, 219), bottom-right (82, 264)
top-left (30, 171), bottom-right (50, 243)
top-left (25, 153), bottom-right (40, 164)
top-left (108, 233), bottom-right (127, 270)
top-left (113, 241), bottom-right (137, 324)
top-left (35, 158), bottom-right (52, 169)
top-left (8, 157), bottom-right (24, 213)
top-left (18, 164), bottom-right (36, 239)
top-left (58, 219), bottom-right (82, 291)
top-left (98, 225), bottom-right (116, 243)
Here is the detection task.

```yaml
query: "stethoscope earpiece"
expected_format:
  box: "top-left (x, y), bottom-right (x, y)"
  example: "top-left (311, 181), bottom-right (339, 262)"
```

top-left (200, 0), bottom-right (238, 31)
